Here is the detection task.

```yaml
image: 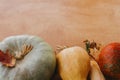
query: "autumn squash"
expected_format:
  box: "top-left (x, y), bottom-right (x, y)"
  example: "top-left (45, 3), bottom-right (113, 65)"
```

top-left (0, 35), bottom-right (56, 80)
top-left (90, 60), bottom-right (105, 80)
top-left (56, 46), bottom-right (90, 80)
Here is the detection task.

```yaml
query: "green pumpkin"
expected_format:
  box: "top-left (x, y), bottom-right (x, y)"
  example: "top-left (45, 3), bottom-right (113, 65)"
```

top-left (0, 35), bottom-right (56, 80)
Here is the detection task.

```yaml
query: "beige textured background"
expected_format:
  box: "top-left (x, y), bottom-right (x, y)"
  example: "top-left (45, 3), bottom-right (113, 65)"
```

top-left (0, 0), bottom-right (120, 50)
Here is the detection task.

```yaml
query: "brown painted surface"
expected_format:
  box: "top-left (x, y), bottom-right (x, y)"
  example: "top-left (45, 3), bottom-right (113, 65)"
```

top-left (0, 0), bottom-right (120, 49)
top-left (0, 0), bottom-right (120, 79)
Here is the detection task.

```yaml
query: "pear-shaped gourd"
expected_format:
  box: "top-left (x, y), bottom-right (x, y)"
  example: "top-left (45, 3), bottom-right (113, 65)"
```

top-left (90, 60), bottom-right (105, 80)
top-left (0, 35), bottom-right (56, 80)
top-left (56, 46), bottom-right (90, 80)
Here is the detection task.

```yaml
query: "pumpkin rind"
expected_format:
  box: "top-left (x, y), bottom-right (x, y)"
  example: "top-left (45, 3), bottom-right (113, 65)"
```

top-left (0, 35), bottom-right (56, 80)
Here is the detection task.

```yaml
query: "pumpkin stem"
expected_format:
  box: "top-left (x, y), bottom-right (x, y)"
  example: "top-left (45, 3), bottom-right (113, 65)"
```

top-left (2, 57), bottom-right (16, 67)
top-left (15, 44), bottom-right (33, 59)
top-left (83, 40), bottom-right (91, 53)
top-left (0, 50), bottom-right (16, 68)
top-left (0, 44), bottom-right (33, 68)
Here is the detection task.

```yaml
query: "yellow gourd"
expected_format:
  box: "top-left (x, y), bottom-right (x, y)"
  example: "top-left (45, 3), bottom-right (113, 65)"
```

top-left (90, 60), bottom-right (105, 80)
top-left (56, 46), bottom-right (90, 80)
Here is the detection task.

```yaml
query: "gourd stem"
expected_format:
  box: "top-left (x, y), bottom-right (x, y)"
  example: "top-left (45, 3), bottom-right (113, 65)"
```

top-left (88, 53), bottom-right (96, 61)
top-left (83, 40), bottom-right (97, 61)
